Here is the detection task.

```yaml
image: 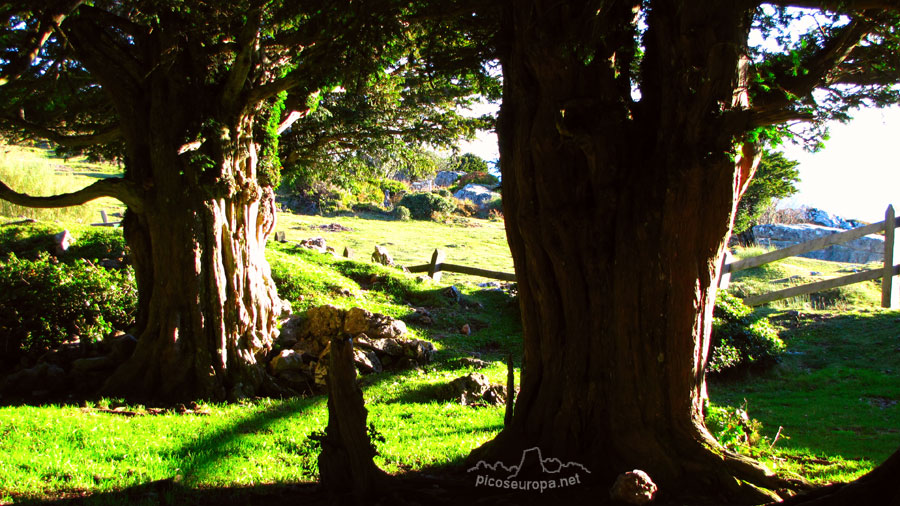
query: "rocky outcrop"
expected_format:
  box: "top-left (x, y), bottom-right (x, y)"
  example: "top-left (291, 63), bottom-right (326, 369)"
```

top-left (453, 184), bottom-right (500, 209)
top-left (440, 372), bottom-right (506, 406)
top-left (434, 171), bottom-right (465, 188)
top-left (804, 207), bottom-right (863, 230)
top-left (271, 305), bottom-right (435, 393)
top-left (752, 223), bottom-right (883, 264)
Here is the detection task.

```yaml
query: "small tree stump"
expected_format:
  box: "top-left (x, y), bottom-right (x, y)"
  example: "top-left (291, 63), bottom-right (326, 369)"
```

top-left (318, 336), bottom-right (387, 503)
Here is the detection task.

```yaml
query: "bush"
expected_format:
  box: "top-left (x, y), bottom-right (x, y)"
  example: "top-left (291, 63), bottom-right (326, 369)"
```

top-left (452, 198), bottom-right (480, 217)
top-left (708, 291), bottom-right (785, 374)
top-left (393, 205), bottom-right (411, 221)
top-left (450, 171), bottom-right (500, 193)
top-left (398, 192), bottom-right (456, 220)
top-left (433, 188), bottom-right (452, 199)
top-left (0, 253), bottom-right (136, 365)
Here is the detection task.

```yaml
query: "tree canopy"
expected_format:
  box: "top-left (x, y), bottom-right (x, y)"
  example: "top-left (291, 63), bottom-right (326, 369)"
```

top-left (734, 150), bottom-right (801, 234)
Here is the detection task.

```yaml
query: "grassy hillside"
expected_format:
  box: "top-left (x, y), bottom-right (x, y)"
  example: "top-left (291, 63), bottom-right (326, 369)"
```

top-left (1, 146), bottom-right (898, 503)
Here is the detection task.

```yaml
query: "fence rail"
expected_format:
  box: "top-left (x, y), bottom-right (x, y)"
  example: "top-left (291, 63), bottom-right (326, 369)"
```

top-left (721, 205), bottom-right (900, 308)
top-left (407, 248), bottom-right (516, 282)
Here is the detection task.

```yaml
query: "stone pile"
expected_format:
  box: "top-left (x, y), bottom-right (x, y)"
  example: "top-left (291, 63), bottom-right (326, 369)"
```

top-left (271, 305), bottom-right (435, 393)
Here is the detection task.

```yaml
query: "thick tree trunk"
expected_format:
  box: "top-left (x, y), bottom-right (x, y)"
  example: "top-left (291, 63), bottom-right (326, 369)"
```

top-left (102, 108), bottom-right (287, 401)
top-left (472, 2), bottom-right (785, 503)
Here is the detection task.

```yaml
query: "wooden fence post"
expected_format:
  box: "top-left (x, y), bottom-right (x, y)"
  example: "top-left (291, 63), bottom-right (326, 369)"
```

top-left (882, 205), bottom-right (899, 309)
top-left (428, 248), bottom-right (445, 282)
top-left (718, 250), bottom-right (733, 290)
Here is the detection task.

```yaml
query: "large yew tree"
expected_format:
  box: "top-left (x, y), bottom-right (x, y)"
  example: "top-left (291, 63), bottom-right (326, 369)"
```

top-left (0, 0), bottom-right (488, 401)
top-left (469, 0), bottom-right (900, 502)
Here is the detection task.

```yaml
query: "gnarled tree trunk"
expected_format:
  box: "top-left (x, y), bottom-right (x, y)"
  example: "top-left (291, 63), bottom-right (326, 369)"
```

top-left (472, 2), bottom-right (786, 503)
top-left (101, 107), bottom-right (287, 401)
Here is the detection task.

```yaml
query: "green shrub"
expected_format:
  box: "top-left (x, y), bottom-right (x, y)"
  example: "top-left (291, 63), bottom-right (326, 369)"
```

top-left (398, 192), bottom-right (456, 220)
top-left (705, 405), bottom-right (764, 451)
top-left (708, 291), bottom-right (785, 374)
top-left (450, 171), bottom-right (500, 193)
top-left (351, 202), bottom-right (387, 215)
top-left (393, 205), bottom-right (411, 221)
top-left (0, 222), bottom-right (127, 262)
top-left (0, 253), bottom-right (136, 364)
top-left (433, 188), bottom-right (452, 199)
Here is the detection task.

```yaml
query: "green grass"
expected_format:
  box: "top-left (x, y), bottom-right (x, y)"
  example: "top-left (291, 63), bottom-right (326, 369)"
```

top-left (709, 310), bottom-right (900, 483)
top-left (274, 211), bottom-right (513, 287)
top-left (728, 244), bottom-right (883, 310)
top-left (0, 144), bottom-right (124, 225)
top-left (2, 148), bottom-right (899, 502)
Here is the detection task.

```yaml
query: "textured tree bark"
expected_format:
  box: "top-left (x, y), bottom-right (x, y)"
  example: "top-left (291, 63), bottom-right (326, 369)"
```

top-left (100, 104), bottom-right (287, 401)
top-left (471, 2), bottom-right (787, 503)
top-left (318, 337), bottom-right (388, 504)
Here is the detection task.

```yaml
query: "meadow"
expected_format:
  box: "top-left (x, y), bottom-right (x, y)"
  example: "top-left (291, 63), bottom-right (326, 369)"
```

top-left (0, 145), bottom-right (897, 503)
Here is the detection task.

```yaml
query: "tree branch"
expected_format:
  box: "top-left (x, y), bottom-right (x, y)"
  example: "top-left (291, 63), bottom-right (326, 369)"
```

top-left (221, 10), bottom-right (261, 114)
top-left (0, 115), bottom-right (122, 148)
top-left (0, 0), bottom-right (84, 87)
top-left (0, 177), bottom-right (144, 213)
top-left (753, 15), bottom-right (873, 116)
top-left (764, 0), bottom-right (900, 12)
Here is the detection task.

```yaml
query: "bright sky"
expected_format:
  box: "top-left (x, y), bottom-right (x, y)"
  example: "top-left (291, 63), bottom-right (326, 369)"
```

top-left (459, 105), bottom-right (900, 224)
top-left (779, 105), bottom-right (900, 223)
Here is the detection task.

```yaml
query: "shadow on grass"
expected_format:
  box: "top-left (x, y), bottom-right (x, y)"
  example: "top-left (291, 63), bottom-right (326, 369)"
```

top-left (72, 172), bottom-right (121, 180)
top-left (10, 397), bottom-right (328, 505)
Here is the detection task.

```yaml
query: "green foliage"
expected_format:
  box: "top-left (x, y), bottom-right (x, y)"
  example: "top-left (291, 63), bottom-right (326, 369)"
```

top-left (0, 253), bottom-right (136, 364)
top-left (398, 192), bottom-right (456, 220)
top-left (706, 405), bottom-right (765, 451)
top-left (450, 171), bottom-right (500, 193)
top-left (734, 151), bottom-right (800, 234)
top-left (709, 292), bottom-right (785, 374)
top-left (393, 205), bottom-right (411, 221)
top-left (449, 153), bottom-right (489, 174)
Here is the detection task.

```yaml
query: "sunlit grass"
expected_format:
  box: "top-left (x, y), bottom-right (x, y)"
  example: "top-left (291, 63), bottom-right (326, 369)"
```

top-left (0, 144), bottom-right (124, 224)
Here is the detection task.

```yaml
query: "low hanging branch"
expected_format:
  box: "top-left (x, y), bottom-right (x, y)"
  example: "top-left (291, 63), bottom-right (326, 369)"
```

top-left (0, 177), bottom-right (144, 213)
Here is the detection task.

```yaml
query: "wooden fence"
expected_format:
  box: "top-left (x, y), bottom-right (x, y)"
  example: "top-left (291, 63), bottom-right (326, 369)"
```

top-left (720, 205), bottom-right (900, 308)
top-left (411, 204), bottom-right (900, 309)
top-left (407, 248), bottom-right (516, 282)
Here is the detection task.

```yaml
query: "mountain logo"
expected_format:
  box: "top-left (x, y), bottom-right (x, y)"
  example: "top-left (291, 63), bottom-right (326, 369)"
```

top-left (468, 447), bottom-right (590, 493)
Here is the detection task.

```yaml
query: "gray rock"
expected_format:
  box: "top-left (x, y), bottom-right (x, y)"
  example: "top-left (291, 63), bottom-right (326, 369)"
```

top-left (452, 184), bottom-right (500, 209)
top-left (297, 236), bottom-right (327, 253)
top-left (610, 470), bottom-right (658, 505)
top-left (353, 348), bottom-right (383, 374)
top-left (434, 171), bottom-right (465, 188)
top-left (108, 333), bottom-right (137, 361)
top-left (371, 245), bottom-right (395, 267)
top-left (269, 349), bottom-right (307, 376)
top-left (53, 230), bottom-right (73, 256)
top-left (71, 356), bottom-right (114, 373)
top-left (442, 373), bottom-right (506, 406)
top-left (805, 208), bottom-right (857, 230)
top-left (1, 363), bottom-right (67, 395)
top-left (752, 223), bottom-right (884, 264)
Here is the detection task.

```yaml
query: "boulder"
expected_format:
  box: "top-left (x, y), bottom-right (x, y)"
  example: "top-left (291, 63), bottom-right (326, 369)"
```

top-left (1, 362), bottom-right (67, 395)
top-left (610, 470), bottom-right (658, 505)
top-left (269, 349), bottom-right (307, 376)
top-left (442, 372), bottom-right (506, 406)
top-left (298, 236), bottom-right (327, 253)
top-left (434, 171), bottom-right (465, 188)
top-left (453, 184), bottom-right (500, 209)
top-left (53, 230), bottom-right (74, 256)
top-left (273, 305), bottom-right (434, 393)
top-left (371, 245), bottom-right (395, 267)
top-left (804, 208), bottom-right (861, 230)
top-left (752, 223), bottom-right (883, 264)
